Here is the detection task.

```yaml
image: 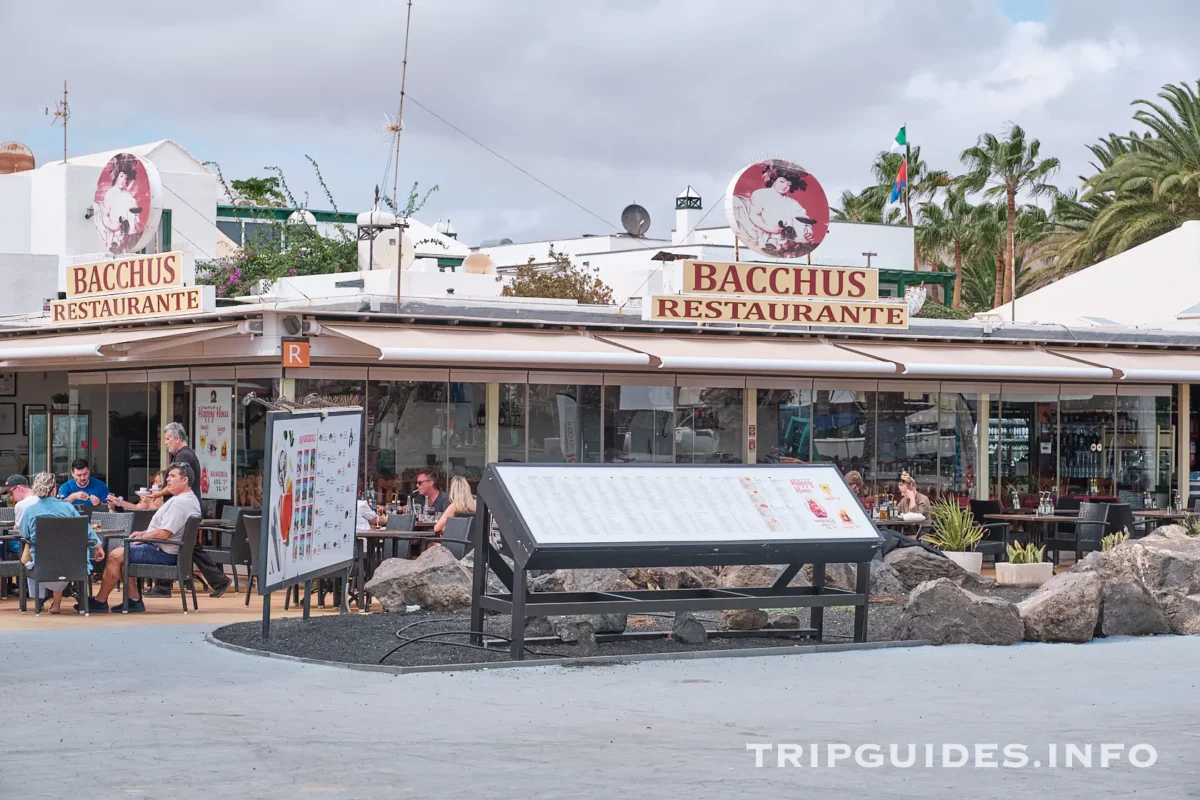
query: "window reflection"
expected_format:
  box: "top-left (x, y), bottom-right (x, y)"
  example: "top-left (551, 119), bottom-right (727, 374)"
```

top-left (813, 388), bottom-right (873, 492)
top-left (604, 385), bottom-right (673, 463)
top-left (1058, 387), bottom-right (1112, 499)
top-left (876, 388), bottom-right (939, 499)
top-left (676, 387), bottom-right (743, 464)
top-left (756, 387), bottom-right (813, 463)
top-left (529, 384), bottom-right (601, 463)
top-left (1116, 387), bottom-right (1173, 507)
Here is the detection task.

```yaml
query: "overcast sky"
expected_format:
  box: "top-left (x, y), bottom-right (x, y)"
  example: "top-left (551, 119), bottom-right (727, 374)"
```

top-left (1, 0), bottom-right (1197, 246)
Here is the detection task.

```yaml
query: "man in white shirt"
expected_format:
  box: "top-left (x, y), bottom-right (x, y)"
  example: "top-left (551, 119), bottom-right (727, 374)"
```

top-left (94, 463), bottom-right (201, 613)
top-left (5, 474), bottom-right (37, 528)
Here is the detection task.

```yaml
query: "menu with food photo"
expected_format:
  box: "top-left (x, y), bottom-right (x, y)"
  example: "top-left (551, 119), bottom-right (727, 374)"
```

top-left (194, 386), bottom-right (233, 501)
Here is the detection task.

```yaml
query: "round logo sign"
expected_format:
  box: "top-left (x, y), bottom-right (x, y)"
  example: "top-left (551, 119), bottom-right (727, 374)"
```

top-left (724, 159), bottom-right (829, 258)
top-left (93, 153), bottom-right (162, 255)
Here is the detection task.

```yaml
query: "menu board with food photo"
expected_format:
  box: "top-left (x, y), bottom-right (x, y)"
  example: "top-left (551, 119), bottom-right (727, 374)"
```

top-left (194, 386), bottom-right (233, 500)
top-left (261, 408), bottom-right (362, 592)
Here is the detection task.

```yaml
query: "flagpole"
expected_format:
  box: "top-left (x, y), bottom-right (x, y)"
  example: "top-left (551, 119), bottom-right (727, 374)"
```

top-left (906, 122), bottom-right (917, 271)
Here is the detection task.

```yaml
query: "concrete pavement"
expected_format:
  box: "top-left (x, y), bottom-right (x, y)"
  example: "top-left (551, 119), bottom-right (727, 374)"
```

top-left (2, 624), bottom-right (1199, 799)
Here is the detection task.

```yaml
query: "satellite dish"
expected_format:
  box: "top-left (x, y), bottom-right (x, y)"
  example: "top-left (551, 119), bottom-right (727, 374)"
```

top-left (0, 142), bottom-right (35, 174)
top-left (621, 203), bottom-right (651, 237)
top-left (462, 253), bottom-right (494, 275)
top-left (399, 232), bottom-right (416, 270)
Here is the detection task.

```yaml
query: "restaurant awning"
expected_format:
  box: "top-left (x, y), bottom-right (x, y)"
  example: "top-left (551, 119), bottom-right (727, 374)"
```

top-left (831, 342), bottom-right (1115, 381)
top-left (0, 324), bottom-right (240, 365)
top-left (593, 335), bottom-right (899, 375)
top-left (1046, 348), bottom-right (1200, 381)
top-left (321, 325), bottom-right (652, 367)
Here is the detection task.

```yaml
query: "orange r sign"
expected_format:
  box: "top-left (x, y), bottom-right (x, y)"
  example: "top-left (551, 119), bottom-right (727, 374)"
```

top-left (283, 338), bottom-right (310, 368)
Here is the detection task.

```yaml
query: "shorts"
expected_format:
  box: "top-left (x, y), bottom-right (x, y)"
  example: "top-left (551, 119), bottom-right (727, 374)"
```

top-left (128, 542), bottom-right (178, 566)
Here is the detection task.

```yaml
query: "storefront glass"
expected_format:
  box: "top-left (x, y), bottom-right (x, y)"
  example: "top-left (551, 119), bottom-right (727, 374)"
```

top-left (756, 384), bottom-right (814, 464)
top-left (67, 385), bottom-right (105, 483)
top-left (1116, 386), bottom-right (1174, 507)
top-left (937, 386), bottom-right (995, 503)
top-left (876, 385), bottom-right (939, 499)
top-left (107, 381), bottom-right (153, 499)
top-left (604, 384), bottom-right (673, 463)
top-left (812, 385), bottom-right (874, 493)
top-left (235, 378), bottom-right (274, 508)
top-left (528, 383), bottom-right (602, 463)
top-left (447, 382), bottom-right (487, 488)
top-left (497, 383), bottom-right (526, 462)
top-left (675, 386), bottom-right (743, 464)
top-left (1058, 386), bottom-right (1114, 499)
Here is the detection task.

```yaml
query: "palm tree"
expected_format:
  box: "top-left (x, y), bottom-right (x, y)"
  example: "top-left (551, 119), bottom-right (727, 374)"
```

top-left (916, 189), bottom-right (975, 308)
top-left (831, 189), bottom-right (897, 223)
top-left (958, 124), bottom-right (1061, 305)
top-left (860, 147), bottom-right (951, 225)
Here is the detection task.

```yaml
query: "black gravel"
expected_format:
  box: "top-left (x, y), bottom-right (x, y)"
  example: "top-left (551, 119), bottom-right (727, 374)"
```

top-left (212, 584), bottom-right (1038, 669)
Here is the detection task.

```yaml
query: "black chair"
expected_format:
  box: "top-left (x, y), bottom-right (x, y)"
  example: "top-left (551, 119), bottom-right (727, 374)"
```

top-left (26, 516), bottom-right (93, 616)
top-left (440, 517), bottom-right (472, 560)
top-left (0, 540), bottom-right (27, 611)
top-left (968, 500), bottom-right (1011, 562)
top-left (130, 509), bottom-right (157, 532)
top-left (243, 515), bottom-right (262, 607)
top-left (0, 507), bottom-right (15, 527)
top-left (207, 509), bottom-right (252, 591)
top-left (1103, 502), bottom-right (1142, 538)
top-left (386, 514), bottom-right (415, 532)
top-left (1044, 502), bottom-right (1109, 565)
top-left (122, 516), bottom-right (201, 614)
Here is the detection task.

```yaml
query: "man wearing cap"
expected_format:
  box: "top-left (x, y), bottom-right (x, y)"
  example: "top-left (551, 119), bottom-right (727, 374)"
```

top-left (3, 475), bottom-right (36, 558)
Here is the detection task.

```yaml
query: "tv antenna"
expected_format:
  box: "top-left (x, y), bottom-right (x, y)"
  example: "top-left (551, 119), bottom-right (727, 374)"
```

top-left (391, 0), bottom-right (415, 211)
top-left (620, 203), bottom-right (651, 237)
top-left (43, 81), bottom-right (70, 163)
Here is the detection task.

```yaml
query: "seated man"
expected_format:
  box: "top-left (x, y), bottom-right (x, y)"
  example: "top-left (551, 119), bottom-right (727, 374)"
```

top-left (58, 459), bottom-right (111, 508)
top-left (94, 463), bottom-right (201, 613)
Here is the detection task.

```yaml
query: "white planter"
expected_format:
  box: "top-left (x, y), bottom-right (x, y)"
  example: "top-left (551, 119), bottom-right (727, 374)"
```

top-left (942, 551), bottom-right (983, 574)
top-left (994, 561), bottom-right (1055, 588)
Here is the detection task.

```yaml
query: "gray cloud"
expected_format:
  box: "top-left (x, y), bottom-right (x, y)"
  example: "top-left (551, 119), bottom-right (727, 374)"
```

top-left (1, 0), bottom-right (1198, 245)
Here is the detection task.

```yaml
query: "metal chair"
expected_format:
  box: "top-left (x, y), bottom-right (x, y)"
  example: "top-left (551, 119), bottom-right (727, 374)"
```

top-left (0, 507), bottom-right (15, 527)
top-left (0, 543), bottom-right (26, 610)
top-left (1103, 502), bottom-right (1142, 538)
top-left (1044, 502), bottom-right (1109, 565)
top-left (967, 500), bottom-right (1011, 563)
top-left (121, 516), bottom-right (201, 614)
top-left (439, 517), bottom-right (472, 560)
top-left (243, 515), bottom-right (262, 607)
top-left (26, 516), bottom-right (93, 616)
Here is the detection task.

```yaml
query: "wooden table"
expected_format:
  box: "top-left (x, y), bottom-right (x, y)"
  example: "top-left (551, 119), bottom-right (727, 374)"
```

top-left (984, 513), bottom-right (1078, 545)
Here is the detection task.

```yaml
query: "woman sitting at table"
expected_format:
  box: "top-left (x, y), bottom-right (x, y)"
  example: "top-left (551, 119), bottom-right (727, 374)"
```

top-left (896, 471), bottom-right (932, 516)
top-left (106, 471), bottom-right (165, 512)
top-left (22, 472), bottom-right (104, 614)
top-left (433, 476), bottom-right (476, 534)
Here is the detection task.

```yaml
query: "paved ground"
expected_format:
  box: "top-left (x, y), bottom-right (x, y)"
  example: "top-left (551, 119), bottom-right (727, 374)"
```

top-left (3, 624), bottom-right (1199, 799)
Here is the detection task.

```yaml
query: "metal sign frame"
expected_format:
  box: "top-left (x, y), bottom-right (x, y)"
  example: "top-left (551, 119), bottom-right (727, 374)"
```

top-left (258, 406), bottom-right (362, 637)
top-left (469, 462), bottom-right (884, 659)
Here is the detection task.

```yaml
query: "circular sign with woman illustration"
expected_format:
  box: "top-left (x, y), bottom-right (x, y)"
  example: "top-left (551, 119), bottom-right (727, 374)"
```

top-left (93, 152), bottom-right (162, 254)
top-left (724, 159), bottom-right (829, 258)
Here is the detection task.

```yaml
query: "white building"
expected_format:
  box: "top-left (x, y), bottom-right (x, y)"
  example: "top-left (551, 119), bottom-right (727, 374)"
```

top-left (474, 186), bottom-right (951, 304)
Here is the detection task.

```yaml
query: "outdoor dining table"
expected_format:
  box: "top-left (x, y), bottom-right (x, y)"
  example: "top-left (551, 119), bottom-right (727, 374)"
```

top-left (983, 513), bottom-right (1079, 545)
top-left (1130, 509), bottom-right (1191, 533)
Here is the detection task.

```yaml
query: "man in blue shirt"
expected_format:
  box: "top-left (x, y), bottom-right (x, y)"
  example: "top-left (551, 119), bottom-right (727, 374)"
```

top-left (57, 459), bottom-right (110, 508)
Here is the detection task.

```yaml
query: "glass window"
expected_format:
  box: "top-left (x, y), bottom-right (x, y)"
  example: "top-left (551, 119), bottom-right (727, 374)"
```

top-left (995, 386), bottom-right (1059, 507)
top-left (676, 387), bottom-right (743, 464)
top-left (1116, 386), bottom-right (1174, 507)
top-left (813, 387), bottom-right (874, 493)
top-left (235, 378), bottom-right (274, 508)
top-left (243, 221), bottom-right (281, 250)
top-left (448, 382), bottom-right (487, 488)
top-left (756, 385), bottom-right (814, 463)
top-left (938, 387), bottom-right (995, 502)
top-left (1058, 386), bottom-right (1114, 499)
top-left (529, 383), bottom-right (602, 463)
top-left (216, 219), bottom-right (242, 245)
top-left (604, 385), bottom-right (673, 463)
top-left (67, 385), bottom-right (105, 484)
top-left (107, 383), bottom-right (151, 499)
top-left (497, 383), bottom-right (526, 462)
top-left (876, 387), bottom-right (939, 500)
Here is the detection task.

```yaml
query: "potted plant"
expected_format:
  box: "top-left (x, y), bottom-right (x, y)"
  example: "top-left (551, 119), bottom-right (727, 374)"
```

top-left (923, 499), bottom-right (985, 574)
top-left (995, 542), bottom-right (1054, 587)
top-left (1101, 529), bottom-right (1130, 551)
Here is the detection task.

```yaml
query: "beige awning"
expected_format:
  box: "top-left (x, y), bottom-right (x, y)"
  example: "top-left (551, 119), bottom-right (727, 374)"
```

top-left (1047, 348), bottom-right (1200, 382)
top-left (0, 324), bottom-right (239, 365)
top-left (594, 334), bottom-right (899, 376)
top-left (321, 325), bottom-right (651, 368)
top-left (833, 342), bottom-right (1115, 381)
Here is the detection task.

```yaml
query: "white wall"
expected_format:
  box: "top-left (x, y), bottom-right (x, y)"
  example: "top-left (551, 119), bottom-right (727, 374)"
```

top-left (0, 254), bottom-right (58, 318)
top-left (0, 174), bottom-right (32, 253)
top-left (267, 266), bottom-right (504, 301)
top-left (477, 234), bottom-right (667, 268)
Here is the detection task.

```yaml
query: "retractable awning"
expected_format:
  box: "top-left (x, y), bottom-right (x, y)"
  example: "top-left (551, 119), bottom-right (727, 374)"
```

top-left (321, 325), bottom-right (651, 368)
top-left (593, 335), bottom-right (899, 375)
top-left (1047, 349), bottom-right (1200, 382)
top-left (0, 324), bottom-right (239, 364)
top-left (831, 342), bottom-right (1115, 381)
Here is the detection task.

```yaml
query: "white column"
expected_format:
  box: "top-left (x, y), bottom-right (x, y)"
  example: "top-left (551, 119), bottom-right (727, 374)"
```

top-left (486, 383), bottom-right (499, 464)
top-left (745, 386), bottom-right (757, 464)
top-left (1178, 383), bottom-right (1190, 509)
top-left (977, 392), bottom-right (991, 500)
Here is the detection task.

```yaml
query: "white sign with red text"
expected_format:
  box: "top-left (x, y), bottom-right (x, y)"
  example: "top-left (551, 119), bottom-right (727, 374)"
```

top-left (194, 386), bottom-right (233, 500)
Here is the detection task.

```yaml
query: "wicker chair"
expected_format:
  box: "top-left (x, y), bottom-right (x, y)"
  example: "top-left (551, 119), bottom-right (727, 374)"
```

top-left (0, 507), bottom-right (15, 527)
top-left (243, 515), bottom-right (262, 606)
top-left (1045, 502), bottom-right (1109, 565)
top-left (121, 516), bottom-right (202, 614)
top-left (440, 517), bottom-right (473, 560)
top-left (207, 508), bottom-right (253, 591)
top-left (26, 516), bottom-right (93, 616)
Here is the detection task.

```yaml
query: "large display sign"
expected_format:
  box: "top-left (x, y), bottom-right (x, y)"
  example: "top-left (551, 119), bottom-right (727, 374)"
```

top-left (50, 285), bottom-right (214, 323)
top-left (725, 159), bottom-right (829, 259)
top-left (682, 260), bottom-right (878, 300)
top-left (260, 408), bottom-right (361, 592)
top-left (194, 386), bottom-right (233, 501)
top-left (493, 463), bottom-right (881, 545)
top-left (647, 295), bottom-right (908, 328)
top-left (93, 152), bottom-right (163, 255)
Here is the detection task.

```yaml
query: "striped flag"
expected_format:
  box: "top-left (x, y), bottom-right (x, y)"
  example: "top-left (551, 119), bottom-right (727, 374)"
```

top-left (889, 125), bottom-right (907, 152)
top-left (889, 157), bottom-right (908, 204)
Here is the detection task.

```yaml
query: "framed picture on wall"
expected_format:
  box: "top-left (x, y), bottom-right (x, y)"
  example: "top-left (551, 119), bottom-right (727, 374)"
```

top-left (23, 403), bottom-right (46, 436)
top-left (0, 404), bottom-right (15, 436)
top-left (0, 373), bottom-right (15, 397)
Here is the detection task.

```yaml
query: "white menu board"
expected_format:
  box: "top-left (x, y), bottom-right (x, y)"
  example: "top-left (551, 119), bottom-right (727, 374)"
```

top-left (262, 409), bottom-right (361, 590)
top-left (493, 464), bottom-right (881, 545)
top-left (194, 386), bottom-right (233, 500)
